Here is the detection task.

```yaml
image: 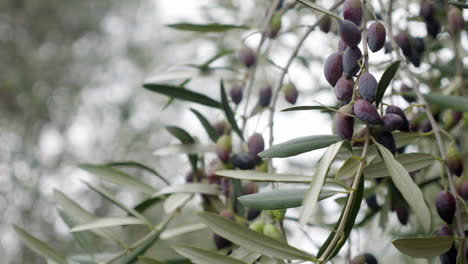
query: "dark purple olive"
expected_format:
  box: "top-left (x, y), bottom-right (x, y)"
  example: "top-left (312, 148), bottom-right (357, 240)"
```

top-left (414, 37), bottom-right (425, 53)
top-left (259, 85), bottom-right (272, 107)
top-left (338, 39), bottom-right (348, 52)
top-left (367, 21), bottom-right (386, 52)
top-left (243, 182), bottom-right (258, 195)
top-left (374, 129), bottom-right (396, 155)
top-left (335, 104), bottom-right (354, 140)
top-left (213, 210), bottom-right (236, 249)
top-left (221, 177), bottom-right (230, 198)
top-left (420, 1), bottom-right (435, 21)
top-left (439, 246), bottom-right (458, 264)
top-left (365, 194), bottom-right (379, 212)
top-left (436, 191), bottom-right (456, 224)
top-left (435, 225), bottom-right (454, 237)
top-left (394, 205), bottom-right (409, 225)
top-left (334, 77), bottom-right (354, 102)
top-left (382, 113), bottom-right (403, 132)
top-left (283, 83), bottom-right (299, 104)
top-left (343, 0), bottom-right (363, 26)
top-left (319, 15), bottom-right (332, 33)
top-left (212, 121), bottom-right (228, 136)
top-left (357, 72), bottom-right (377, 103)
top-left (458, 182), bottom-right (468, 200)
top-left (185, 169), bottom-right (205, 183)
top-left (446, 146), bottom-right (463, 177)
top-left (230, 84), bottom-right (243, 105)
top-left (400, 84), bottom-right (416, 103)
top-left (354, 99), bottom-right (382, 125)
top-left (338, 20), bottom-right (362, 48)
top-left (444, 110), bottom-right (462, 130)
top-left (343, 47), bottom-right (362, 77)
top-left (324, 52), bottom-right (343, 86)
top-left (247, 208), bottom-right (261, 220)
top-left (395, 32), bottom-right (412, 58)
top-left (421, 119), bottom-right (432, 133)
top-left (232, 152), bottom-right (256, 170)
top-left (248, 133), bottom-right (265, 163)
top-left (448, 7), bottom-right (464, 33)
top-left (385, 106), bottom-right (409, 132)
top-left (350, 253), bottom-right (378, 264)
top-left (239, 46), bottom-right (256, 68)
top-left (426, 18), bottom-right (440, 38)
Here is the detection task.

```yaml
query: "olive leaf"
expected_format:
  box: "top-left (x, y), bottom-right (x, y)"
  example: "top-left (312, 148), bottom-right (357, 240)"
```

top-left (393, 236), bottom-right (455, 258)
top-left (375, 142), bottom-right (431, 232)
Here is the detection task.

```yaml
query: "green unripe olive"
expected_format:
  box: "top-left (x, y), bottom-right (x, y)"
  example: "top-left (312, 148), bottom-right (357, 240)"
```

top-left (249, 220), bottom-right (265, 233)
top-left (270, 209), bottom-right (286, 221)
top-left (263, 224), bottom-right (282, 241)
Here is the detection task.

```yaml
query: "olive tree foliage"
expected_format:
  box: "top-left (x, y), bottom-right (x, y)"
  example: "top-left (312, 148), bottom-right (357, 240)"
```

top-left (12, 0), bottom-right (468, 263)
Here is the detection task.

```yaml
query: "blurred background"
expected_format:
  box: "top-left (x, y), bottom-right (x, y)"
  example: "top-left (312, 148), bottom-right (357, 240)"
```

top-left (1, 0), bottom-right (466, 263)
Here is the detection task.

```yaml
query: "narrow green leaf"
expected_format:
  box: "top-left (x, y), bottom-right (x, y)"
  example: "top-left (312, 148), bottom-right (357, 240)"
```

top-left (198, 212), bottom-right (319, 261)
top-left (375, 142), bottom-right (431, 232)
top-left (393, 236), bottom-right (455, 258)
top-left (105, 161), bottom-right (169, 185)
top-left (215, 170), bottom-right (312, 183)
top-left (375, 60), bottom-right (400, 107)
top-left (54, 190), bottom-right (118, 241)
top-left (220, 80), bottom-right (244, 141)
top-left (71, 217), bottom-right (146, 232)
top-left (423, 93), bottom-right (468, 112)
top-left (166, 23), bottom-right (249, 32)
top-left (138, 256), bottom-right (166, 264)
top-left (280, 105), bottom-right (336, 112)
top-left (82, 181), bottom-right (150, 224)
top-left (166, 126), bottom-right (195, 144)
top-left (297, 0), bottom-right (342, 20)
top-left (364, 153), bottom-right (438, 179)
top-left (203, 50), bottom-right (235, 66)
top-left (173, 245), bottom-right (247, 264)
top-left (12, 225), bottom-right (68, 264)
top-left (318, 175), bottom-right (364, 259)
top-left (58, 210), bottom-right (94, 257)
top-left (259, 135), bottom-right (341, 158)
top-left (238, 189), bottom-right (337, 210)
top-left (120, 229), bottom-right (166, 264)
top-left (164, 193), bottom-right (192, 214)
top-left (448, 1), bottom-right (468, 9)
top-left (133, 197), bottom-right (163, 214)
top-left (143, 84), bottom-right (222, 109)
top-left (160, 223), bottom-right (206, 240)
top-left (190, 108), bottom-right (219, 142)
top-left (230, 247), bottom-right (262, 264)
top-left (166, 126), bottom-right (198, 171)
top-left (300, 141), bottom-right (344, 224)
top-left (152, 183), bottom-right (221, 198)
top-left (144, 68), bottom-right (198, 84)
top-left (335, 157), bottom-right (360, 180)
top-left (78, 165), bottom-right (156, 195)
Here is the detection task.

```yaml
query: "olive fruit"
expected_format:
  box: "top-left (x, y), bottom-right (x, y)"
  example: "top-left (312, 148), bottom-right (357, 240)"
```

top-left (448, 7), bottom-right (464, 33)
top-left (343, 0), bottom-right (363, 26)
top-left (248, 133), bottom-right (265, 164)
top-left (395, 32), bottom-right (412, 58)
top-left (386, 106), bottom-right (410, 132)
top-left (426, 18), bottom-right (440, 38)
top-left (394, 204), bottom-right (409, 225)
top-left (324, 52), bottom-right (343, 86)
top-left (435, 191), bottom-right (456, 224)
top-left (212, 120), bottom-right (228, 136)
top-left (185, 169), bottom-right (205, 183)
top-left (367, 21), bottom-right (386, 52)
top-left (259, 85), bottom-right (272, 107)
top-left (457, 181), bottom-right (468, 200)
top-left (357, 72), bottom-right (377, 103)
top-left (231, 152), bottom-right (256, 170)
top-left (216, 135), bottom-right (232, 163)
top-left (365, 194), bottom-right (380, 212)
top-left (354, 99), bottom-right (382, 125)
top-left (374, 129), bottom-right (396, 155)
top-left (443, 110), bottom-right (462, 130)
top-left (350, 253), bottom-right (378, 264)
top-left (338, 39), bottom-right (348, 52)
top-left (420, 1), bottom-right (435, 21)
top-left (270, 209), bottom-right (287, 221)
top-left (268, 12), bottom-right (282, 38)
top-left (283, 83), bottom-right (299, 104)
top-left (249, 220), bottom-right (265, 233)
top-left (382, 113), bottom-right (403, 132)
top-left (319, 15), bottom-right (332, 33)
top-left (239, 46), bottom-right (256, 68)
top-left (400, 84), bottom-right (416, 103)
top-left (335, 104), bottom-right (354, 140)
top-left (334, 77), bottom-right (354, 102)
top-left (343, 47), bottom-right (362, 77)
top-left (263, 224), bottom-right (282, 241)
top-left (435, 225), bottom-right (454, 237)
top-left (230, 84), bottom-right (243, 105)
top-left (213, 210), bottom-right (235, 249)
top-left (338, 20), bottom-right (362, 48)
top-left (446, 146), bottom-right (463, 177)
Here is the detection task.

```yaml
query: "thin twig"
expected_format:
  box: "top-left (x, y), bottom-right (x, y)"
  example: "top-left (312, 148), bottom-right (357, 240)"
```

top-left (267, 0), bottom-right (345, 172)
top-left (377, 0), bottom-right (466, 242)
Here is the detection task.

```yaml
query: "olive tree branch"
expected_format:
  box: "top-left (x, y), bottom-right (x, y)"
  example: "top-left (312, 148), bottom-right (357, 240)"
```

top-left (267, 0), bottom-right (345, 172)
top-left (377, 0), bottom-right (466, 242)
top-left (320, 128), bottom-right (370, 261)
top-left (241, 0), bottom-right (281, 133)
